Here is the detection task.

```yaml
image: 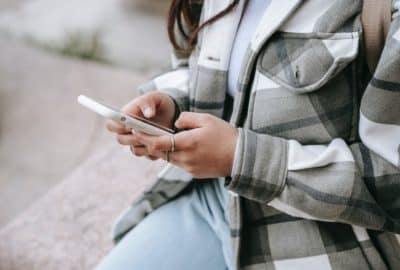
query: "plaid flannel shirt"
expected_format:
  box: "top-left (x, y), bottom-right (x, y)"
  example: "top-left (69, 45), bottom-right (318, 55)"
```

top-left (113, 0), bottom-right (400, 269)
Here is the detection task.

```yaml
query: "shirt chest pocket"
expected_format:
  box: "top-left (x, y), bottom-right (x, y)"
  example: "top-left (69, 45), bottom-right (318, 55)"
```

top-left (247, 32), bottom-right (360, 144)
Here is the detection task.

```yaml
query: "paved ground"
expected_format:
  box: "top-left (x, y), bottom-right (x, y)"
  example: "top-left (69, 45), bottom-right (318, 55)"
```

top-left (0, 0), bottom-right (170, 227)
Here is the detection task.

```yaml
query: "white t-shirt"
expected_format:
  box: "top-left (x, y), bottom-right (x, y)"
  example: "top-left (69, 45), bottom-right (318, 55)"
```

top-left (227, 0), bottom-right (271, 97)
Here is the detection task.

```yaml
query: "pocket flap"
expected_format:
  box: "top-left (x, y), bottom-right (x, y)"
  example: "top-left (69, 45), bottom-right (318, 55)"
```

top-left (258, 32), bottom-right (360, 93)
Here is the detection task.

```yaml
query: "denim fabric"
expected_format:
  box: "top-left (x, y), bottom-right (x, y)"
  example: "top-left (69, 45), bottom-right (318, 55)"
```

top-left (96, 179), bottom-right (232, 270)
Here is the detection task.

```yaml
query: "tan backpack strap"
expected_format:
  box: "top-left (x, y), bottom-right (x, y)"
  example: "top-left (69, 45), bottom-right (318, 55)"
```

top-left (362, 0), bottom-right (392, 73)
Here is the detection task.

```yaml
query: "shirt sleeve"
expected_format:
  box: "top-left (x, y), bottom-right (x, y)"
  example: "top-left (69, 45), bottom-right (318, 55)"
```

top-left (226, 2), bottom-right (400, 233)
top-left (137, 67), bottom-right (190, 115)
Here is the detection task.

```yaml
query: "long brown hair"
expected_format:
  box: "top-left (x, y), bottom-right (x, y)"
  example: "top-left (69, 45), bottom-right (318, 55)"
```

top-left (167, 0), bottom-right (239, 55)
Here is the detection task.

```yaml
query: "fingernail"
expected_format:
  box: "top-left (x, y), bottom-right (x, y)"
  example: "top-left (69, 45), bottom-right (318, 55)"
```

top-left (131, 129), bottom-right (136, 135)
top-left (144, 107), bottom-right (153, 118)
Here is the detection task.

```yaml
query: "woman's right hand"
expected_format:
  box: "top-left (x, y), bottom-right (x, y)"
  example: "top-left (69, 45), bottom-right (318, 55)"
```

top-left (106, 91), bottom-right (176, 159)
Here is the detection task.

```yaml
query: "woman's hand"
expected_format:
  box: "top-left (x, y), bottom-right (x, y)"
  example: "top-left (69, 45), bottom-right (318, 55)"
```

top-left (106, 92), bottom-right (176, 160)
top-left (133, 112), bottom-right (238, 178)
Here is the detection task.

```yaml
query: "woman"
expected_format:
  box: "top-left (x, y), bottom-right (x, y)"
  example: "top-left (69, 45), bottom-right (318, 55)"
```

top-left (97, 0), bottom-right (400, 269)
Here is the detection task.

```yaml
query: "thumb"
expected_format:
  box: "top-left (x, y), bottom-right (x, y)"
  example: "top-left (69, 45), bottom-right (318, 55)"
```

top-left (175, 112), bottom-right (208, 129)
top-left (138, 95), bottom-right (159, 118)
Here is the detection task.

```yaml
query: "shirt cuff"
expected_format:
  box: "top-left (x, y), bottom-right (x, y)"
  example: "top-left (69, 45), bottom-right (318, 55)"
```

top-left (225, 128), bottom-right (288, 203)
top-left (230, 128), bottom-right (243, 177)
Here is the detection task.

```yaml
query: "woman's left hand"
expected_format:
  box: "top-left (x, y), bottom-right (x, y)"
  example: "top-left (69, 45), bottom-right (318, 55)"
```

top-left (133, 112), bottom-right (238, 179)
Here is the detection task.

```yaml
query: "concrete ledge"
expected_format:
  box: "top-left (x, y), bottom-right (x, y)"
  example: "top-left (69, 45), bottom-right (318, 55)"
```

top-left (0, 36), bottom-right (155, 226)
top-left (0, 144), bottom-right (164, 270)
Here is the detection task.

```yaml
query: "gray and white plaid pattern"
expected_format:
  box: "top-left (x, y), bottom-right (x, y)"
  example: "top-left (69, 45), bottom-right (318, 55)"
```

top-left (113, 0), bottom-right (400, 269)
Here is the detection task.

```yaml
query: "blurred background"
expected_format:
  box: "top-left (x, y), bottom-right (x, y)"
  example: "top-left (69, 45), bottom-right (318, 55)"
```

top-left (0, 0), bottom-right (171, 269)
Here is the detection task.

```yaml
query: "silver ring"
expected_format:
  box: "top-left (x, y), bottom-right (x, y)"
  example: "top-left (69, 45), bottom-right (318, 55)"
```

top-left (170, 135), bottom-right (175, 152)
top-left (166, 150), bottom-right (170, 162)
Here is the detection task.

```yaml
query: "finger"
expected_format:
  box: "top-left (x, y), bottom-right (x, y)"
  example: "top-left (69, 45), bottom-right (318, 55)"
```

top-left (136, 129), bottom-right (199, 152)
top-left (121, 99), bottom-right (144, 118)
top-left (130, 136), bottom-right (165, 158)
top-left (134, 132), bottom-right (175, 152)
top-left (106, 120), bottom-right (131, 134)
top-left (129, 94), bottom-right (161, 119)
top-left (146, 155), bottom-right (160, 161)
top-left (175, 112), bottom-right (211, 130)
top-left (138, 98), bottom-right (156, 118)
top-left (116, 134), bottom-right (144, 146)
top-left (129, 145), bottom-right (148, 157)
top-left (159, 151), bottom-right (185, 166)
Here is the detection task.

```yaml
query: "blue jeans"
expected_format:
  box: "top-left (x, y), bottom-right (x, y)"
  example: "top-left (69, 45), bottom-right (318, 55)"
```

top-left (96, 179), bottom-right (232, 270)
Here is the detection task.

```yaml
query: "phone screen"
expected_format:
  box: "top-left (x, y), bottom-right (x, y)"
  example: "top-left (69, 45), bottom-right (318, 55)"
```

top-left (78, 95), bottom-right (175, 135)
top-left (129, 114), bottom-right (175, 134)
top-left (97, 99), bottom-right (175, 134)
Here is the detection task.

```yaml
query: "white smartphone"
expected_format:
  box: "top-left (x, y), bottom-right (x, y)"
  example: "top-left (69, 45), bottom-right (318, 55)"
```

top-left (77, 95), bottom-right (175, 136)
